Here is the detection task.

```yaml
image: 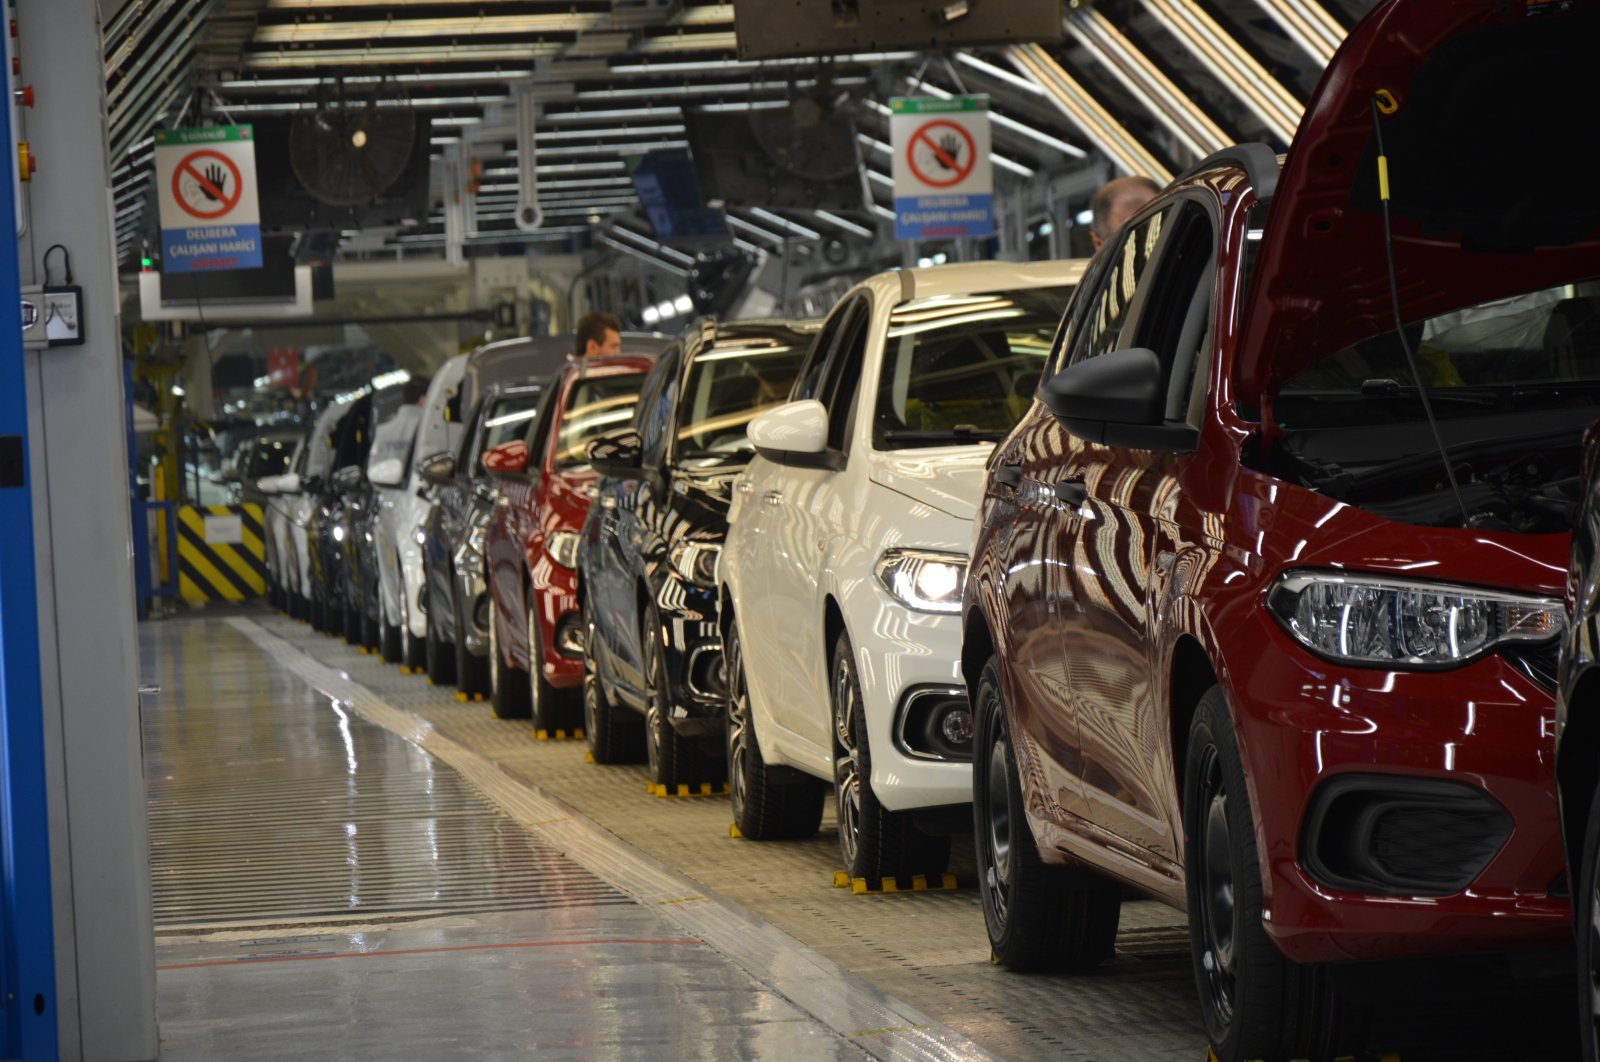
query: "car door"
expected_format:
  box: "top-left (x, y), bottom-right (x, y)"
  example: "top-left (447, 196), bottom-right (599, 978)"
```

top-left (1058, 201), bottom-right (1216, 864)
top-left (598, 345), bottom-right (680, 696)
top-left (761, 295), bottom-right (872, 756)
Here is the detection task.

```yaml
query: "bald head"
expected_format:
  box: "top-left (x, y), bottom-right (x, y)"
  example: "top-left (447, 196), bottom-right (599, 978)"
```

top-left (1090, 176), bottom-right (1162, 251)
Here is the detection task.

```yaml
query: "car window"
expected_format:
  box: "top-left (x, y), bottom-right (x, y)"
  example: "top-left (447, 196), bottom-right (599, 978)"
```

top-left (246, 438), bottom-right (294, 479)
top-left (818, 299), bottom-right (870, 452)
top-left (1069, 207), bottom-right (1173, 367)
top-left (673, 331), bottom-right (809, 466)
top-left (553, 372), bottom-right (648, 471)
top-left (636, 345), bottom-right (682, 468)
top-left (470, 392), bottom-right (543, 472)
top-left (794, 297), bottom-right (858, 402)
top-left (873, 287), bottom-right (1071, 448)
top-left (1130, 202), bottom-right (1217, 423)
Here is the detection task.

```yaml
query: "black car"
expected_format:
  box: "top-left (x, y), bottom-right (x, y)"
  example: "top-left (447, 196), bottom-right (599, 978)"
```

top-left (307, 394), bottom-right (373, 634)
top-left (421, 380), bottom-right (549, 696)
top-left (579, 318), bottom-right (813, 788)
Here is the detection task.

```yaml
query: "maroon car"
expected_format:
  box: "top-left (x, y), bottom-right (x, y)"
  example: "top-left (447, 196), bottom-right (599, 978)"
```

top-left (964, 2), bottom-right (1591, 1058)
top-left (481, 354), bottom-right (655, 731)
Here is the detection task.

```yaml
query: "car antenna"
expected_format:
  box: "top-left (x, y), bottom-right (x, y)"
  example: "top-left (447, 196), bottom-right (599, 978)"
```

top-left (1369, 93), bottom-right (1470, 527)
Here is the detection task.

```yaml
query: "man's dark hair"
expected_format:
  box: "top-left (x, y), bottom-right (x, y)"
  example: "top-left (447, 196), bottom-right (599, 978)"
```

top-left (574, 311), bottom-right (623, 357)
top-left (1090, 175), bottom-right (1162, 240)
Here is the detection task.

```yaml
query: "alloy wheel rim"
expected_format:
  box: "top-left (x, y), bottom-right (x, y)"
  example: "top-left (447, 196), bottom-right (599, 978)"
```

top-left (726, 633), bottom-right (749, 822)
top-left (983, 733), bottom-right (1012, 928)
top-left (1196, 745), bottom-right (1237, 1029)
top-left (644, 622), bottom-right (663, 777)
top-left (1590, 847), bottom-right (1600, 1041)
top-left (833, 654), bottom-right (863, 869)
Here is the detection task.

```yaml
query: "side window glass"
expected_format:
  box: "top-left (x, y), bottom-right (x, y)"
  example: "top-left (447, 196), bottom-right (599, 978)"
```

top-left (794, 299), bottom-right (853, 401)
top-left (819, 300), bottom-right (870, 452)
top-left (636, 346), bottom-right (680, 466)
top-left (1130, 202), bottom-right (1218, 423)
top-left (1069, 207), bottom-right (1172, 367)
top-left (523, 384), bottom-right (560, 470)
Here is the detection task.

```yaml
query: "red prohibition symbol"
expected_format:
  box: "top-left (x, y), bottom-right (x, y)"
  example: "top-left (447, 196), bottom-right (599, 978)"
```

top-left (172, 149), bottom-right (244, 220)
top-left (907, 120), bottom-right (977, 189)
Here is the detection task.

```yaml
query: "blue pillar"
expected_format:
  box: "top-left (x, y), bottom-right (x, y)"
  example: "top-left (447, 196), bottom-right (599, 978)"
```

top-left (0, 65), bottom-right (59, 1062)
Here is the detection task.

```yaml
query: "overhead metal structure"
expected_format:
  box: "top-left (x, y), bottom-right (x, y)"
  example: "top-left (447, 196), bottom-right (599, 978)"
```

top-left (103, 0), bottom-right (1372, 266)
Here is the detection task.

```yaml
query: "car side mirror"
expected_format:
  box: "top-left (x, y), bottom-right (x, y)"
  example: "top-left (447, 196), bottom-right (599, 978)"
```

top-left (1042, 348), bottom-right (1198, 452)
top-left (257, 475), bottom-right (281, 495)
top-left (482, 440), bottom-right (529, 479)
top-left (367, 457), bottom-right (406, 487)
top-left (747, 400), bottom-right (842, 469)
top-left (586, 427), bottom-right (645, 479)
top-left (277, 473), bottom-right (302, 494)
top-left (418, 452), bottom-right (456, 486)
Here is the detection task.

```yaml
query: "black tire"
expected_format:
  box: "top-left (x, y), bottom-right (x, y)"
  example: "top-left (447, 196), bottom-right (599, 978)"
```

top-left (454, 586), bottom-right (490, 698)
top-left (1185, 686), bottom-right (1350, 1061)
top-left (583, 601), bottom-right (643, 764)
top-left (642, 605), bottom-right (715, 788)
top-left (341, 601), bottom-right (360, 644)
top-left (530, 604), bottom-right (579, 734)
top-left (311, 594), bottom-right (329, 632)
top-left (831, 630), bottom-right (949, 883)
top-left (361, 602), bottom-right (380, 651)
top-left (380, 613), bottom-right (402, 663)
top-left (1578, 778), bottom-right (1600, 1062)
top-left (488, 600), bottom-right (531, 719)
top-left (426, 612), bottom-right (457, 685)
top-left (398, 557), bottom-right (425, 670)
top-left (973, 657), bottom-right (1119, 972)
top-left (725, 619), bottom-right (824, 840)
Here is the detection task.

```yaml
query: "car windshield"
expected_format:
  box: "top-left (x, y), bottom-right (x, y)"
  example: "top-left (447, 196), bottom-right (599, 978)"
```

top-left (872, 287), bottom-right (1070, 449)
top-left (1280, 279), bottom-right (1600, 424)
top-left (674, 336), bottom-right (808, 465)
top-left (554, 373), bottom-right (646, 470)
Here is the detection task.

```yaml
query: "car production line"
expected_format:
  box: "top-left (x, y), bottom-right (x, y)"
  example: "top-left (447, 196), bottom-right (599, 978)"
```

top-left (143, 605), bottom-right (1576, 1062)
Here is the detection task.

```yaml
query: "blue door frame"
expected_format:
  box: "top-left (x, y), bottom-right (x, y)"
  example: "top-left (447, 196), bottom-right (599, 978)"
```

top-left (0, 80), bottom-right (60, 1061)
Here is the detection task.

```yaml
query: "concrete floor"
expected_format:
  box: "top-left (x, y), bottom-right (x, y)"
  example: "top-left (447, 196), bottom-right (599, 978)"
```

top-left (142, 607), bottom-right (1580, 1062)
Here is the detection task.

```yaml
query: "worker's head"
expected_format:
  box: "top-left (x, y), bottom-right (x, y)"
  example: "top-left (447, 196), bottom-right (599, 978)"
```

top-left (574, 312), bottom-right (623, 358)
top-left (1090, 176), bottom-right (1162, 251)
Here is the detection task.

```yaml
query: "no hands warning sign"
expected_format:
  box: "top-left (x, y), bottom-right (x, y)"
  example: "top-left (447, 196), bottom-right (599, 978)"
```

top-left (890, 97), bottom-right (994, 241)
top-left (155, 125), bottom-right (263, 274)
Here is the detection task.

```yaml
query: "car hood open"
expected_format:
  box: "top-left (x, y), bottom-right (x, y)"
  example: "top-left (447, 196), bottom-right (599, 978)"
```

top-left (867, 446), bottom-right (992, 522)
top-left (1236, 0), bottom-right (1600, 407)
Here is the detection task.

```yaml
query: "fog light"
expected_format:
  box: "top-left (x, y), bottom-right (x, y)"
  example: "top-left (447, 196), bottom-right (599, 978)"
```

top-left (555, 612), bottom-right (584, 657)
top-left (940, 707), bottom-right (973, 746)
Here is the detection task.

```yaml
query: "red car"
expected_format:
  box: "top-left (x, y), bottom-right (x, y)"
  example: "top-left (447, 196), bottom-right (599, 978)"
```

top-left (965, 2), bottom-right (1587, 1058)
top-left (481, 354), bottom-right (655, 731)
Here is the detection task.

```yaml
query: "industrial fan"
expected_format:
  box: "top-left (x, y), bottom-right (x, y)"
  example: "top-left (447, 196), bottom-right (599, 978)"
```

top-left (290, 81), bottom-right (418, 208)
top-left (747, 65), bottom-right (863, 185)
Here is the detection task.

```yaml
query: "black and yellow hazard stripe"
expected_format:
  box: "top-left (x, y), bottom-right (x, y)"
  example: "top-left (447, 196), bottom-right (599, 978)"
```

top-left (177, 504), bottom-right (268, 605)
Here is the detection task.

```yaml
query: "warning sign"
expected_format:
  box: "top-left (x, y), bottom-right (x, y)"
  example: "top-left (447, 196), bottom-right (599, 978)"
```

top-left (890, 97), bottom-right (994, 241)
top-left (155, 125), bottom-right (263, 274)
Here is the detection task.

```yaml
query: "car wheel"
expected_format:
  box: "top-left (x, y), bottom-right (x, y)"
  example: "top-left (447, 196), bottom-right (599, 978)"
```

top-left (582, 600), bottom-right (643, 764)
top-left (1578, 778), bottom-right (1600, 1062)
top-left (453, 584), bottom-right (490, 698)
top-left (831, 630), bottom-right (949, 884)
top-left (529, 602), bottom-right (578, 733)
top-left (973, 657), bottom-right (1119, 971)
top-left (488, 600), bottom-right (531, 719)
top-left (341, 600), bottom-right (360, 644)
top-left (642, 606), bottom-right (710, 788)
top-left (426, 601), bottom-right (457, 685)
top-left (725, 619), bottom-right (823, 841)
top-left (1185, 685), bottom-right (1351, 1061)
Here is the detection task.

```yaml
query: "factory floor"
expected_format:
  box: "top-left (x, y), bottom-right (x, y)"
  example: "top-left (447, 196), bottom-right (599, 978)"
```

top-left (141, 608), bottom-right (1577, 1061)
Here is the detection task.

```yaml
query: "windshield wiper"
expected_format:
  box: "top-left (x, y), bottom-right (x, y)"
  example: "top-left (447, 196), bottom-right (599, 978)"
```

top-left (880, 424), bottom-right (1006, 444)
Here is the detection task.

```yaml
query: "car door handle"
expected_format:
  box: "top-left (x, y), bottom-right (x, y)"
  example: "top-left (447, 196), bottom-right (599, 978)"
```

top-left (994, 463), bottom-right (1023, 489)
top-left (1055, 478), bottom-right (1086, 506)
top-left (736, 480), bottom-right (754, 495)
top-left (762, 490), bottom-right (783, 507)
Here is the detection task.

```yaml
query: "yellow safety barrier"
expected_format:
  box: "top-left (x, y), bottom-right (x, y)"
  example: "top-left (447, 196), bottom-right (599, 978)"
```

top-left (176, 504), bottom-right (267, 605)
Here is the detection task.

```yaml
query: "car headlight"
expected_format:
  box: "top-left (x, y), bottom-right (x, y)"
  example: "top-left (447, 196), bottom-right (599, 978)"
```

top-left (669, 541), bottom-right (721, 588)
top-left (875, 549), bottom-right (967, 614)
top-left (466, 523), bottom-right (488, 558)
top-left (547, 530), bottom-right (581, 569)
top-left (414, 526), bottom-right (429, 547)
top-left (331, 524), bottom-right (346, 543)
top-left (1267, 570), bottom-right (1563, 669)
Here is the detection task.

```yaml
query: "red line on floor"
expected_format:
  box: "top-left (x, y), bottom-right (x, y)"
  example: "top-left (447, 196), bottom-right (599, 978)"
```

top-left (158, 937), bottom-right (705, 970)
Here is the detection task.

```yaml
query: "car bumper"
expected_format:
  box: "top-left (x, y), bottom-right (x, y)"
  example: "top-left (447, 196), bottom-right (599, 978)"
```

top-left (1233, 615), bottom-right (1569, 964)
top-left (532, 559), bottom-right (582, 691)
top-left (659, 580), bottom-right (725, 734)
top-left (851, 591), bottom-right (972, 814)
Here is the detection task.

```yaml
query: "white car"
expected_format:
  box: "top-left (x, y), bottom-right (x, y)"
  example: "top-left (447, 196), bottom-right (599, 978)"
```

top-left (271, 399), bottom-right (352, 624)
top-left (718, 260), bottom-right (1086, 883)
top-left (260, 434), bottom-right (308, 613)
top-left (367, 356), bottom-right (468, 671)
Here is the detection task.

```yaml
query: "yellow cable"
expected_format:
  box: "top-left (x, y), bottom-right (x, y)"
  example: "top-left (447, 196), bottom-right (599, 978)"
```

top-left (1377, 155), bottom-right (1390, 202)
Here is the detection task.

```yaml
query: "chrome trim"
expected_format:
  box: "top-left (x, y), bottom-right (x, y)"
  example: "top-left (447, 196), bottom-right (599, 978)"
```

top-left (893, 685), bottom-right (972, 762)
top-left (684, 642), bottom-right (725, 703)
